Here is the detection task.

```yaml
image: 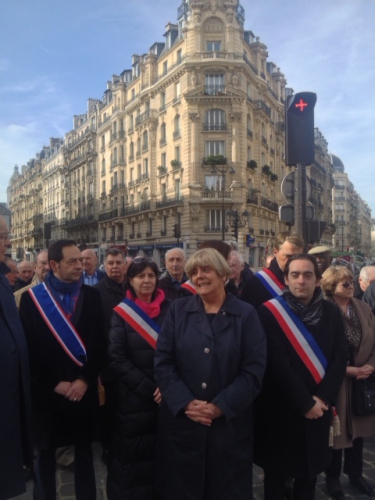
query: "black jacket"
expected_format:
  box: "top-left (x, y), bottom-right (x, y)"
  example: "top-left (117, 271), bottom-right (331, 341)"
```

top-left (19, 284), bottom-right (106, 449)
top-left (94, 275), bottom-right (125, 333)
top-left (158, 271), bottom-right (189, 301)
top-left (241, 257), bottom-right (284, 309)
top-left (363, 281), bottom-right (375, 315)
top-left (106, 298), bottom-right (170, 500)
top-left (14, 277), bottom-right (32, 291)
top-left (255, 299), bottom-right (347, 478)
top-left (0, 265), bottom-right (33, 500)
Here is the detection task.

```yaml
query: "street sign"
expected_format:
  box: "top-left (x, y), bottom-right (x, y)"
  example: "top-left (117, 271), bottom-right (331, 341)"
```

top-left (281, 171), bottom-right (311, 205)
top-left (279, 204), bottom-right (314, 223)
top-left (286, 91), bottom-right (317, 166)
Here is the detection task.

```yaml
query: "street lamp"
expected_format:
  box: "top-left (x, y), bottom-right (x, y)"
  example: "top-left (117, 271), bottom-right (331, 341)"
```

top-left (209, 166), bottom-right (235, 240)
top-left (226, 209), bottom-right (249, 242)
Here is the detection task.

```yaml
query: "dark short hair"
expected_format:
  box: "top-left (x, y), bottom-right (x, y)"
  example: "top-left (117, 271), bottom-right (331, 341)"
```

top-left (198, 240), bottom-right (232, 261)
top-left (284, 253), bottom-right (322, 280)
top-left (105, 248), bottom-right (125, 259)
top-left (48, 239), bottom-right (77, 264)
top-left (125, 259), bottom-right (160, 300)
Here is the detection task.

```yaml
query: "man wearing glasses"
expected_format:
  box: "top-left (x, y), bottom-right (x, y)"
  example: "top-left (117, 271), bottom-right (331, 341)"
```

top-left (19, 239), bottom-right (106, 500)
top-left (4, 256), bottom-right (18, 291)
top-left (0, 217), bottom-right (33, 500)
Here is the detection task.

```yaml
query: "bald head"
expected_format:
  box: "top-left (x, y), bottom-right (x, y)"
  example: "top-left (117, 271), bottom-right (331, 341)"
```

top-left (82, 249), bottom-right (98, 275)
top-left (18, 261), bottom-right (34, 282)
top-left (35, 251), bottom-right (49, 282)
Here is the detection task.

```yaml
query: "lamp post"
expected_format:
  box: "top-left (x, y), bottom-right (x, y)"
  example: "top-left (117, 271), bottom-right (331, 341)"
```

top-left (226, 209), bottom-right (249, 242)
top-left (209, 165), bottom-right (235, 241)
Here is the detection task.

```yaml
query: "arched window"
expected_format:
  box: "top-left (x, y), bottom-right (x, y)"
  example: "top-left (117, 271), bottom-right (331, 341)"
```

top-left (205, 109), bottom-right (225, 131)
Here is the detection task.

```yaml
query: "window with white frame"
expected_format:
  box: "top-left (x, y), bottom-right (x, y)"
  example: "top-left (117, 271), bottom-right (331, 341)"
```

top-left (206, 41), bottom-right (221, 51)
top-left (205, 141), bottom-right (225, 156)
top-left (205, 109), bottom-right (225, 131)
top-left (205, 73), bottom-right (224, 95)
top-left (205, 175), bottom-right (223, 191)
top-left (206, 209), bottom-right (222, 230)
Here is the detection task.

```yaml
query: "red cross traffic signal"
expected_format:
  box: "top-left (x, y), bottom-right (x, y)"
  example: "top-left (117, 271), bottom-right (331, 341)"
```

top-left (285, 92), bottom-right (317, 166)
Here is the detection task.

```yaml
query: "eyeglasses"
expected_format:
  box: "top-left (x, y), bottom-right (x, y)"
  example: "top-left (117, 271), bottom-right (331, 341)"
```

top-left (341, 281), bottom-right (354, 289)
top-left (133, 256), bottom-right (155, 264)
top-left (0, 232), bottom-right (11, 241)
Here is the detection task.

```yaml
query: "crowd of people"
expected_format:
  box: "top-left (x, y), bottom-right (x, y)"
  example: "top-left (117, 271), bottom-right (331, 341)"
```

top-left (1, 212), bottom-right (375, 500)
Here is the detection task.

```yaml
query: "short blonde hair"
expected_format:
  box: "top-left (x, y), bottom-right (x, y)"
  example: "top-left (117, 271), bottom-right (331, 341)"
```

top-left (321, 265), bottom-right (354, 298)
top-left (185, 248), bottom-right (231, 281)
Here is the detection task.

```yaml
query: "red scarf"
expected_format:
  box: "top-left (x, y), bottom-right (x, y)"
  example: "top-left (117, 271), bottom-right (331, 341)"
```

top-left (125, 288), bottom-right (165, 318)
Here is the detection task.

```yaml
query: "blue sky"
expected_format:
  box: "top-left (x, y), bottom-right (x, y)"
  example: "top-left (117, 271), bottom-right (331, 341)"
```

top-left (1, 0), bottom-right (374, 214)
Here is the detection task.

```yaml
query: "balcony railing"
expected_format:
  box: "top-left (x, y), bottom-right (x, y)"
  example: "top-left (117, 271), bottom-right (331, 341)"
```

top-left (261, 197), bottom-right (278, 212)
top-left (201, 190), bottom-right (231, 199)
top-left (203, 123), bottom-right (227, 131)
top-left (204, 225), bottom-right (228, 233)
top-left (204, 84), bottom-right (226, 95)
top-left (156, 195), bottom-right (183, 208)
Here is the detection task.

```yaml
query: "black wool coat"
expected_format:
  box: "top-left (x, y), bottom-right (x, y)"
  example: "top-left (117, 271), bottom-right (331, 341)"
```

top-left (241, 257), bottom-right (284, 309)
top-left (0, 267), bottom-right (33, 500)
top-left (154, 293), bottom-right (267, 500)
top-left (255, 299), bottom-right (348, 479)
top-left (94, 275), bottom-right (126, 333)
top-left (106, 298), bottom-right (170, 500)
top-left (19, 284), bottom-right (106, 449)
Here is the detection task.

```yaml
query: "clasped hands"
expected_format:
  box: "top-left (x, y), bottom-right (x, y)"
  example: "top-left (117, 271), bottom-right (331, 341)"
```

top-left (347, 364), bottom-right (374, 380)
top-left (185, 399), bottom-right (223, 426)
top-left (54, 379), bottom-right (88, 402)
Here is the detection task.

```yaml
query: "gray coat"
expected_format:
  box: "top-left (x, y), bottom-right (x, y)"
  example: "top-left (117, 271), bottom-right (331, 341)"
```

top-left (333, 298), bottom-right (375, 449)
top-left (154, 293), bottom-right (266, 500)
top-left (0, 265), bottom-right (33, 500)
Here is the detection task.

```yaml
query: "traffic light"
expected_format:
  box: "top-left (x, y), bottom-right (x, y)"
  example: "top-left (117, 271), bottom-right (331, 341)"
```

top-left (173, 224), bottom-right (181, 239)
top-left (286, 92), bottom-right (317, 166)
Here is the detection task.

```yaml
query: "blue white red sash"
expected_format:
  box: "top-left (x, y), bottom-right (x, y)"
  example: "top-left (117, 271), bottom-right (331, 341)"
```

top-left (256, 268), bottom-right (284, 297)
top-left (28, 283), bottom-right (87, 367)
top-left (181, 279), bottom-right (196, 295)
top-left (114, 298), bottom-right (161, 350)
top-left (264, 296), bottom-right (328, 384)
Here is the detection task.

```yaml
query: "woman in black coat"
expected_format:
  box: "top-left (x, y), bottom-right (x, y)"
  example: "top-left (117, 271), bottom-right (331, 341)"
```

top-left (106, 257), bottom-right (170, 500)
top-left (154, 248), bottom-right (266, 500)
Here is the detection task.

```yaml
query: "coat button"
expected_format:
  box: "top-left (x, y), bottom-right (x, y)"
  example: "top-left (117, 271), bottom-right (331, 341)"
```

top-left (201, 382), bottom-right (207, 389)
top-left (204, 348), bottom-right (210, 354)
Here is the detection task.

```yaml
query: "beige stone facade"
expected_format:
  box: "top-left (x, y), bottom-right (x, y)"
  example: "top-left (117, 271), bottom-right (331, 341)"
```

top-left (7, 0), bottom-right (371, 265)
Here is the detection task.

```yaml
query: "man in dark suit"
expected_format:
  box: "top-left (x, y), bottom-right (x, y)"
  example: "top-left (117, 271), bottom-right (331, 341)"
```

top-left (81, 248), bottom-right (105, 286)
top-left (19, 239), bottom-right (106, 500)
top-left (0, 216), bottom-right (33, 500)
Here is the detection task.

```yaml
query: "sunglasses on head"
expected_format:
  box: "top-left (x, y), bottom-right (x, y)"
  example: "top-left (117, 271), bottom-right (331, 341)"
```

top-left (133, 256), bottom-right (155, 264)
top-left (341, 281), bottom-right (353, 289)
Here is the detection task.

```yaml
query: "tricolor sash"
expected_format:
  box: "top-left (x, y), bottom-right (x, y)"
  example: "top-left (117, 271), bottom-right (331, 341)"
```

top-left (256, 268), bottom-right (284, 298)
top-left (264, 296), bottom-right (328, 384)
top-left (181, 279), bottom-right (197, 295)
top-left (114, 298), bottom-right (161, 350)
top-left (29, 283), bottom-right (87, 367)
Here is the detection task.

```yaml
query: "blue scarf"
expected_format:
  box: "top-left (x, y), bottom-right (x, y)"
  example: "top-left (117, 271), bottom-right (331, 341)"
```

top-left (45, 271), bottom-right (81, 319)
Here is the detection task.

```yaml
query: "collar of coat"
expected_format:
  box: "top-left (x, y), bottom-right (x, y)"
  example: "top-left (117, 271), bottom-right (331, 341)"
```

top-left (181, 293), bottom-right (243, 316)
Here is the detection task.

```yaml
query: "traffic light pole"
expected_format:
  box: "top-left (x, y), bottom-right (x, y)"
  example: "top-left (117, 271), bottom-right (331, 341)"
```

top-left (294, 164), bottom-right (308, 252)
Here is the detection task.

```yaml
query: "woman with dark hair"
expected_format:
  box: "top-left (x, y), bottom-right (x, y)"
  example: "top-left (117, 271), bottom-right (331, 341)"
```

top-left (106, 257), bottom-right (170, 500)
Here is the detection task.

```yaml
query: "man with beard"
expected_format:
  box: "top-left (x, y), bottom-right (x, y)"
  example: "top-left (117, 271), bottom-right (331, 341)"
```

top-left (19, 239), bottom-right (106, 500)
top-left (255, 254), bottom-right (347, 500)
top-left (308, 246), bottom-right (333, 275)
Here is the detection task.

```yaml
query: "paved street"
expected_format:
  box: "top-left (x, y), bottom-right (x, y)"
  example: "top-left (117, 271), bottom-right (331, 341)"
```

top-left (13, 437), bottom-right (375, 499)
